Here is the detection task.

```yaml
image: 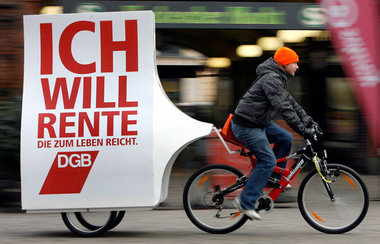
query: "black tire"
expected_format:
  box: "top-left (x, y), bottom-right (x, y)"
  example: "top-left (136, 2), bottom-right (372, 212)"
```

top-left (75, 211), bottom-right (125, 230)
top-left (109, 211), bottom-right (125, 229)
top-left (75, 211), bottom-right (125, 231)
top-left (183, 164), bottom-right (248, 234)
top-left (298, 164), bottom-right (369, 234)
top-left (61, 211), bottom-right (117, 237)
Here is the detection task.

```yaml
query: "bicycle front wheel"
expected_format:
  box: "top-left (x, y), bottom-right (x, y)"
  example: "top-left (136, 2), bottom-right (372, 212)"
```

top-left (183, 164), bottom-right (248, 234)
top-left (298, 164), bottom-right (369, 234)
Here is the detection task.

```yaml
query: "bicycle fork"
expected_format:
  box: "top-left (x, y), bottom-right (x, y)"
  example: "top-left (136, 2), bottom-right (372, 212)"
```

top-left (322, 180), bottom-right (336, 202)
top-left (317, 157), bottom-right (336, 202)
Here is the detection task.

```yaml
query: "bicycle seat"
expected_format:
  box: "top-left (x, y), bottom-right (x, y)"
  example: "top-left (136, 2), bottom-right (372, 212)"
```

top-left (221, 114), bottom-right (247, 148)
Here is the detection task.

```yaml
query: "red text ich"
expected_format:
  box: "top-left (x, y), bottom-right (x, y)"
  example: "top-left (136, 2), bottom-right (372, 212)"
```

top-left (40, 20), bottom-right (138, 74)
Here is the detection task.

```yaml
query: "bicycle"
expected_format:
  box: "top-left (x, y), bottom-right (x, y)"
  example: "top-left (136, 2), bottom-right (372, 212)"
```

top-left (183, 116), bottom-right (369, 234)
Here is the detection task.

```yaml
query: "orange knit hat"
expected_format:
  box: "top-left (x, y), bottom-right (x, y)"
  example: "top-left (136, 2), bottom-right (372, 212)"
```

top-left (274, 47), bottom-right (299, 65)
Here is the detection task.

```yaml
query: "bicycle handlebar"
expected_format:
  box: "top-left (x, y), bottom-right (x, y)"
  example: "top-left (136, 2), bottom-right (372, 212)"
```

top-left (308, 124), bottom-right (324, 154)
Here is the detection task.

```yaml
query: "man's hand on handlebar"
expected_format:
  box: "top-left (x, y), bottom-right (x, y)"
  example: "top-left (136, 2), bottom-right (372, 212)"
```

top-left (303, 123), bottom-right (323, 140)
top-left (303, 127), bottom-right (316, 139)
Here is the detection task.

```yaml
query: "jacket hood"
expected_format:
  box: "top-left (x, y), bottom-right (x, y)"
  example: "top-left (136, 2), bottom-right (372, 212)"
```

top-left (256, 57), bottom-right (289, 82)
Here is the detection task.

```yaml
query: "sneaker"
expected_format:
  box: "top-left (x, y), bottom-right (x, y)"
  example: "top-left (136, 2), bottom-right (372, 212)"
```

top-left (233, 198), bottom-right (262, 221)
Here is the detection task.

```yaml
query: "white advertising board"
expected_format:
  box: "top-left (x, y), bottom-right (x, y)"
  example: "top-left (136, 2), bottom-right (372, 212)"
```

top-left (21, 11), bottom-right (212, 212)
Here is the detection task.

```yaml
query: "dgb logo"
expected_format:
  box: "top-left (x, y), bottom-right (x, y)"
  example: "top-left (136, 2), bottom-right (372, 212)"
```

top-left (40, 151), bottom-right (99, 194)
top-left (57, 153), bottom-right (93, 168)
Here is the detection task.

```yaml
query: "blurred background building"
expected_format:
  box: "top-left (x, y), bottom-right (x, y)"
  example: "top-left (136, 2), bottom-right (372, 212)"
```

top-left (1, 0), bottom-right (380, 209)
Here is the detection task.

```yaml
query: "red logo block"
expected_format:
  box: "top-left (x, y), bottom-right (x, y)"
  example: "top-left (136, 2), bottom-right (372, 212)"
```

top-left (40, 151), bottom-right (99, 195)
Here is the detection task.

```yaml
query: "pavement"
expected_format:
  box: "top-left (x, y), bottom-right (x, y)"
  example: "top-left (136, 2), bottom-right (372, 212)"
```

top-left (0, 201), bottom-right (380, 243)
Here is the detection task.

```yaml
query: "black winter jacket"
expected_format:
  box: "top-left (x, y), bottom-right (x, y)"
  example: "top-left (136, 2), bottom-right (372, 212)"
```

top-left (232, 57), bottom-right (308, 135)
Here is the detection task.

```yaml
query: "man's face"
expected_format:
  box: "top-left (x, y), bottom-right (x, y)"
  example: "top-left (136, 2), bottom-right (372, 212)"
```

top-left (284, 62), bottom-right (299, 76)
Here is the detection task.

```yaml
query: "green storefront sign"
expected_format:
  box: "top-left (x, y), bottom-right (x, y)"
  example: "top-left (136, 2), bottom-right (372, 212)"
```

top-left (62, 1), bottom-right (326, 29)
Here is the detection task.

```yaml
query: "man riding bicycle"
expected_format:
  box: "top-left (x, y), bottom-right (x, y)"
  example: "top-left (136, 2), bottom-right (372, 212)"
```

top-left (231, 47), bottom-right (316, 220)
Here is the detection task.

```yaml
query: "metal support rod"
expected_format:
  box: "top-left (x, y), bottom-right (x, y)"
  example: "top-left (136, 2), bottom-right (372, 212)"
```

top-left (212, 126), bottom-right (241, 154)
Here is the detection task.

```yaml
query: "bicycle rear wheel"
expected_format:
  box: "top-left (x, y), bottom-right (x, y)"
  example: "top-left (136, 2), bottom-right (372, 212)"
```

top-left (298, 164), bottom-right (369, 234)
top-left (183, 164), bottom-right (248, 234)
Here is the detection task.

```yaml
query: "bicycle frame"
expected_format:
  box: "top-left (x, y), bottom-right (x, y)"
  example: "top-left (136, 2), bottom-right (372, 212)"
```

top-left (267, 143), bottom-right (314, 201)
top-left (213, 126), bottom-right (315, 202)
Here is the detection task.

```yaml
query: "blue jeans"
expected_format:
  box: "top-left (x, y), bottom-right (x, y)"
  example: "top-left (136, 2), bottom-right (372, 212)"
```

top-left (231, 120), bottom-right (292, 210)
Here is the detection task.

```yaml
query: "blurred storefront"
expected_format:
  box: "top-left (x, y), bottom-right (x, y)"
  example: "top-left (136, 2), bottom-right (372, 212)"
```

top-left (57, 0), bottom-right (378, 173)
